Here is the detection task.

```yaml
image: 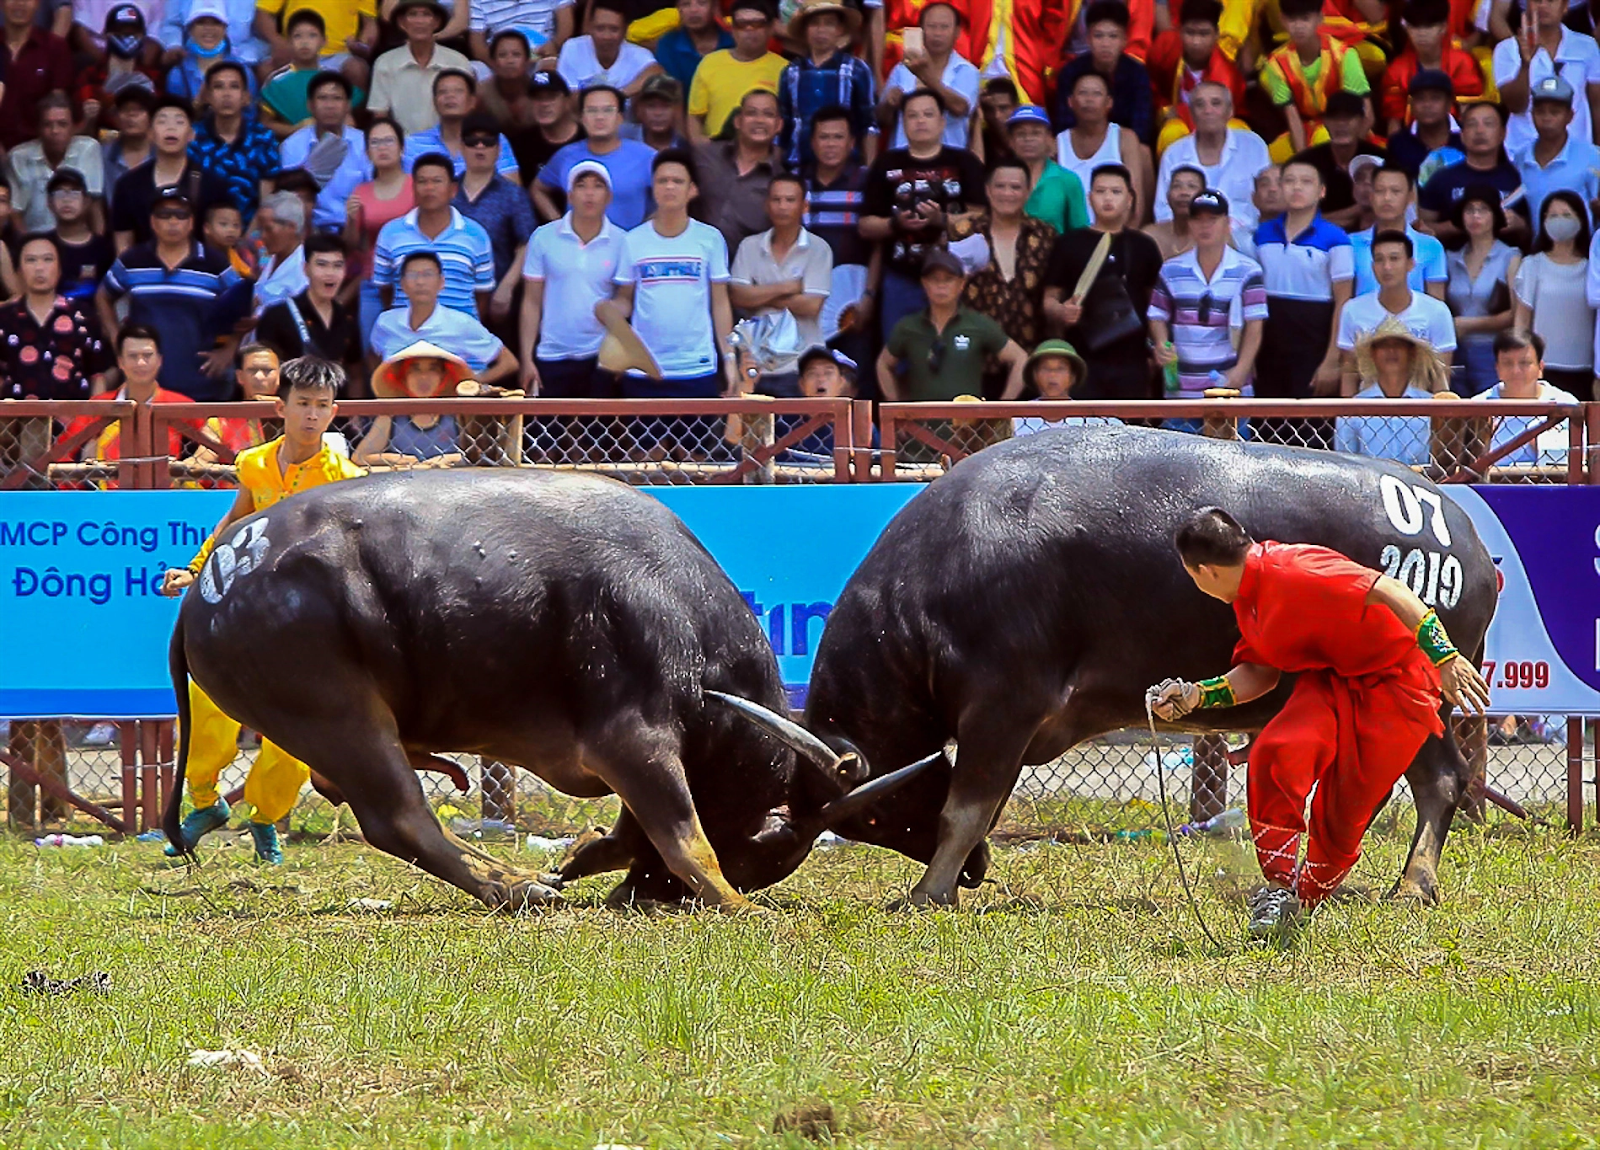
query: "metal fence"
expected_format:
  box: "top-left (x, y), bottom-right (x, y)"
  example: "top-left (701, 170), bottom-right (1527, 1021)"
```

top-left (2, 396), bottom-right (1593, 848)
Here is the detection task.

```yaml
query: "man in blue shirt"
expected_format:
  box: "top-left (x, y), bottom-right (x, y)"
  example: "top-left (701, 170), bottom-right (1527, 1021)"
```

top-left (373, 152), bottom-right (497, 318)
top-left (654, 0), bottom-right (731, 95)
top-left (188, 62), bottom-right (278, 222)
top-left (1513, 74), bottom-right (1600, 241)
top-left (533, 84), bottom-right (657, 227)
top-left (777, 0), bottom-right (877, 168)
top-left (1348, 164), bottom-right (1448, 297)
top-left (372, 251), bottom-right (517, 379)
top-left (401, 68), bottom-right (521, 178)
top-left (278, 73), bottom-right (373, 231)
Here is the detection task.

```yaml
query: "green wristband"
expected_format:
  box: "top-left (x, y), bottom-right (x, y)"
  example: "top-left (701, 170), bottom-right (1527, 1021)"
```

top-left (1415, 609), bottom-right (1459, 667)
top-left (1197, 675), bottom-right (1236, 709)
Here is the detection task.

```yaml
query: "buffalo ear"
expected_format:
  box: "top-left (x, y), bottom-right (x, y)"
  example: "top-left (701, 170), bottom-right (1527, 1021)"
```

top-left (818, 751), bottom-right (943, 828)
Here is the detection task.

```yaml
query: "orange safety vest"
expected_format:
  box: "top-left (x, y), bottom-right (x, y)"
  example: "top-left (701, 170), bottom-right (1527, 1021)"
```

top-left (1266, 33), bottom-right (1349, 120)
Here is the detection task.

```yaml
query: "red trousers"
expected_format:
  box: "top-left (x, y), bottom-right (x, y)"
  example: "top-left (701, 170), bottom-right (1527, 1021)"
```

top-left (1248, 654), bottom-right (1442, 905)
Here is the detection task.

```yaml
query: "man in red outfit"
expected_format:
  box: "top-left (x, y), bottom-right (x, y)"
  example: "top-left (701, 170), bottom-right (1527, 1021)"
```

top-left (1152, 507), bottom-right (1490, 941)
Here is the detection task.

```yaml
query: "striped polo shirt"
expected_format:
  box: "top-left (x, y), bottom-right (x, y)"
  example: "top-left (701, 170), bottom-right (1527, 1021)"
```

top-left (1148, 247), bottom-right (1270, 397)
top-left (101, 241), bottom-right (247, 401)
top-left (371, 207), bottom-right (496, 318)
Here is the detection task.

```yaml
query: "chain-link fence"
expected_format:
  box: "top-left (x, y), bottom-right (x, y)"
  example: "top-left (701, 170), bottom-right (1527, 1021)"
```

top-left (1, 397), bottom-right (1590, 845)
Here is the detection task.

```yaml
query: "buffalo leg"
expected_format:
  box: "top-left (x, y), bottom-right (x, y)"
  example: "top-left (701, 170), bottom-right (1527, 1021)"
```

top-left (551, 809), bottom-right (650, 887)
top-left (1391, 728), bottom-right (1466, 905)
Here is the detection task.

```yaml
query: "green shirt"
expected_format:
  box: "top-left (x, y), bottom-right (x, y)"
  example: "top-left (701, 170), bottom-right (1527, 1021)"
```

top-left (886, 307), bottom-right (1010, 401)
top-left (262, 65), bottom-right (368, 126)
top-left (1025, 161), bottom-right (1089, 235)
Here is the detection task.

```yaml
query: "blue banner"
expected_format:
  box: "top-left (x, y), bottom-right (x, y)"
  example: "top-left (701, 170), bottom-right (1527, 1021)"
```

top-left (3, 484), bottom-right (1598, 718)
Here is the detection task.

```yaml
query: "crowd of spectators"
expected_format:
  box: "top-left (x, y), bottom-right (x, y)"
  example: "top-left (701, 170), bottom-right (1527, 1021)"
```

top-left (1, 0), bottom-right (1597, 473)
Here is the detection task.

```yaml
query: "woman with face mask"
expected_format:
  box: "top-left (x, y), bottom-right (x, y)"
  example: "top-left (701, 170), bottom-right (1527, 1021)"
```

top-left (1511, 191), bottom-right (1595, 397)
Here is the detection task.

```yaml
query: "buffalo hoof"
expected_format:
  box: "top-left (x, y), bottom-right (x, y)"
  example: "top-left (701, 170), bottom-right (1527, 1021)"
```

top-left (490, 879), bottom-right (565, 913)
top-left (1387, 876), bottom-right (1441, 907)
top-left (537, 872), bottom-right (566, 891)
top-left (958, 841), bottom-right (991, 889)
top-left (888, 888), bottom-right (958, 911)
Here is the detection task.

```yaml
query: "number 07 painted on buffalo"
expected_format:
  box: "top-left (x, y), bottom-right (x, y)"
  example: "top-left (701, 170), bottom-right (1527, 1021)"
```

top-left (1380, 473), bottom-right (1452, 546)
top-left (199, 519), bottom-right (272, 605)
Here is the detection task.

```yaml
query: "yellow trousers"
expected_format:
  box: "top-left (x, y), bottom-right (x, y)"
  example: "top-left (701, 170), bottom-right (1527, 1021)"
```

top-left (184, 681), bottom-right (309, 824)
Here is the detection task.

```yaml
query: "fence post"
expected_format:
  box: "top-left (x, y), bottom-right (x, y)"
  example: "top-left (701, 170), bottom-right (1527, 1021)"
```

top-left (1567, 717), bottom-right (1585, 833)
top-left (739, 402), bottom-right (776, 485)
top-left (1190, 388), bottom-right (1243, 821)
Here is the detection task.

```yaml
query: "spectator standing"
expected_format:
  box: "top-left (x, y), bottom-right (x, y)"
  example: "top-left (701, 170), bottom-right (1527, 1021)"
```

top-left (1333, 320), bottom-right (1449, 467)
top-left (860, 87), bottom-right (988, 340)
top-left (1380, 0), bottom-right (1485, 135)
top-left (7, 94), bottom-right (105, 233)
top-left (102, 87), bottom-right (156, 212)
top-left (1288, 92), bottom-right (1385, 229)
top-left (157, 0), bottom-right (267, 70)
top-left (1041, 164), bottom-right (1162, 399)
top-left (44, 169), bottom-right (114, 304)
top-left (948, 159), bottom-right (1057, 391)
top-left (1144, 163), bottom-right (1203, 259)
top-left (468, 0), bottom-right (576, 67)
top-left (110, 95), bottom-right (230, 252)
top-left (520, 160), bottom-right (624, 394)
top-left (1474, 329), bottom-right (1583, 465)
top-left (368, 0), bottom-right (473, 135)
top-left (279, 73), bottom-right (372, 231)
top-left (374, 154), bottom-right (495, 319)
top-left (346, 118), bottom-right (414, 349)
top-left (878, 246), bottom-right (1027, 401)
top-left (728, 172), bottom-right (832, 396)
top-left (1, 0), bottom-right (73, 153)
top-left (777, 0), bottom-right (876, 168)
top-left (401, 69), bottom-right (520, 178)
top-left (1148, 188), bottom-right (1267, 402)
top-left (1385, 70), bottom-right (1463, 178)
top-left (1252, 159), bottom-right (1353, 438)
top-left (1153, 82), bottom-right (1270, 230)
top-left (1514, 190), bottom-right (1595, 395)
top-left (508, 70), bottom-right (584, 186)
top-left (254, 232), bottom-right (364, 382)
top-left (97, 188), bottom-right (249, 399)
top-left (879, 2), bottom-right (978, 151)
top-left (453, 112), bottom-right (535, 335)
top-left (252, 191), bottom-right (307, 314)
top-left (475, 30), bottom-right (539, 133)
top-left (1514, 75), bottom-right (1600, 239)
top-left (686, 1), bottom-right (785, 145)
top-left (694, 85), bottom-right (785, 260)
top-left (533, 84), bottom-right (656, 225)
top-left (1260, 0), bottom-right (1370, 163)
top-left (1448, 185), bottom-right (1520, 395)
top-left (654, 0), bottom-right (729, 96)
top-left (1053, 1), bottom-right (1154, 150)
top-left (372, 250), bottom-right (515, 376)
top-left (1055, 72), bottom-right (1150, 221)
top-left (0, 232), bottom-right (112, 400)
top-left (188, 60), bottom-right (278, 221)
top-left (1006, 105), bottom-right (1087, 236)
top-left (802, 105), bottom-right (878, 363)
top-left (1419, 101), bottom-right (1528, 243)
top-left (164, 4), bottom-right (259, 104)
top-left (557, 0), bottom-right (661, 96)
top-left (1349, 164), bottom-right (1448, 297)
top-left (610, 149), bottom-right (738, 404)
top-left (1338, 230), bottom-right (1458, 393)
top-left (623, 73), bottom-right (689, 150)
top-left (1493, 0), bottom-right (1600, 157)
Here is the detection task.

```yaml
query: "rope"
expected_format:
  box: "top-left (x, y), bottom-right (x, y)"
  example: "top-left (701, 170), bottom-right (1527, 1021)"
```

top-left (1145, 689), bottom-right (1228, 950)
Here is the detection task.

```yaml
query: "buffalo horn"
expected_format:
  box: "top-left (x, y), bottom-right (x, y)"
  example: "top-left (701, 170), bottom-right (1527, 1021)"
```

top-left (705, 691), bottom-right (861, 783)
top-left (818, 751), bottom-right (943, 827)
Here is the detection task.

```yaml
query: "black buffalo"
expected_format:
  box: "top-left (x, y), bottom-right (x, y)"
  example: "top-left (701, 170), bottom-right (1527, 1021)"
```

top-left (726, 425), bottom-right (1498, 908)
top-left (166, 470), bottom-right (925, 910)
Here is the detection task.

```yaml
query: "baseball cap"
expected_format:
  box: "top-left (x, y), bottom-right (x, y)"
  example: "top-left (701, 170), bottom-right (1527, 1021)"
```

top-left (798, 345), bottom-right (858, 375)
top-left (105, 3), bottom-right (147, 58)
top-left (1408, 69), bottom-right (1455, 98)
top-left (46, 168), bottom-right (88, 194)
top-left (529, 70), bottom-right (571, 97)
top-left (921, 248), bottom-right (966, 277)
top-left (567, 159), bottom-right (612, 193)
top-left (1347, 152), bottom-right (1382, 182)
top-left (637, 73), bottom-right (683, 103)
top-left (1532, 74), bottom-right (1575, 104)
top-left (1006, 104), bottom-right (1052, 130)
top-left (1188, 188), bottom-right (1230, 217)
top-left (153, 186), bottom-right (193, 214)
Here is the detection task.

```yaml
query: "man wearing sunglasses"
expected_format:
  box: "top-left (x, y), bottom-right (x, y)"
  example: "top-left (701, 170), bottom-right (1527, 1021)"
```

top-left (877, 246), bottom-right (1027, 402)
top-left (401, 68), bottom-right (520, 180)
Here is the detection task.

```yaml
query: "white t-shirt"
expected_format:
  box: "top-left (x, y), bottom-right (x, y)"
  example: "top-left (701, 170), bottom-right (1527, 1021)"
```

top-left (557, 36), bottom-right (657, 92)
top-left (1154, 129), bottom-right (1273, 229)
top-left (522, 213), bottom-right (627, 360)
top-left (1514, 253), bottom-right (1595, 370)
top-left (614, 218), bottom-right (730, 379)
top-left (1336, 291), bottom-right (1458, 353)
top-left (1492, 27), bottom-right (1600, 154)
top-left (886, 53), bottom-right (982, 150)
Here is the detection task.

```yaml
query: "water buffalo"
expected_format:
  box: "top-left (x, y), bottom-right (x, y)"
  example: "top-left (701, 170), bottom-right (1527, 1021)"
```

top-left (724, 425), bottom-right (1497, 908)
top-left (166, 469), bottom-right (927, 911)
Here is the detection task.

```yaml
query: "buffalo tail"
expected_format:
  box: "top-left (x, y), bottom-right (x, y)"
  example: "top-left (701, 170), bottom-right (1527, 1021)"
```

top-left (164, 611), bottom-right (194, 860)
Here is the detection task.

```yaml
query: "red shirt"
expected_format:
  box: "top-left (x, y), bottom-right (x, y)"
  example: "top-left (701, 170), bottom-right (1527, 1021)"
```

top-left (1231, 542), bottom-right (1421, 678)
top-left (1380, 42), bottom-right (1486, 125)
top-left (0, 28), bottom-right (75, 151)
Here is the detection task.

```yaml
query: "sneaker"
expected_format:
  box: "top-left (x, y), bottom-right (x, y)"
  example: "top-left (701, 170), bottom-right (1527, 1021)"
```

top-left (163, 799), bottom-right (231, 856)
top-left (249, 821), bottom-right (284, 865)
top-left (1247, 885), bottom-right (1304, 942)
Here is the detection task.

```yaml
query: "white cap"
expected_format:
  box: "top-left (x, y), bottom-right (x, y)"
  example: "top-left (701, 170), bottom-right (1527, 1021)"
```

top-left (567, 160), bottom-right (612, 195)
top-left (186, 0), bottom-right (231, 25)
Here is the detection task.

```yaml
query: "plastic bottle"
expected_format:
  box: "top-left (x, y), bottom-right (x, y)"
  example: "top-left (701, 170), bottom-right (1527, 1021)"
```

top-left (35, 834), bottom-right (104, 847)
top-left (1162, 344), bottom-right (1181, 394)
top-left (1176, 808), bottom-right (1247, 837)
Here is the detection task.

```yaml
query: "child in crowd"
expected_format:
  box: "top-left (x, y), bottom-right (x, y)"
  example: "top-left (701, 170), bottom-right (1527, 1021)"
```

top-left (1011, 340), bottom-right (1115, 435)
top-left (260, 10), bottom-right (330, 138)
top-left (1146, 0), bottom-right (1247, 154)
top-left (787, 343), bottom-right (860, 462)
top-left (201, 201), bottom-right (258, 278)
top-left (160, 357), bottom-right (366, 865)
top-left (1261, 0), bottom-right (1371, 161)
top-left (1379, 0), bottom-right (1485, 134)
top-left (353, 341), bottom-right (470, 468)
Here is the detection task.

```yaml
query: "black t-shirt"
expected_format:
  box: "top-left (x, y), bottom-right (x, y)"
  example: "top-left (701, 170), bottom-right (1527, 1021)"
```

top-left (1384, 128), bottom-right (1461, 179)
top-left (254, 293), bottom-right (363, 387)
top-left (110, 159), bottom-right (232, 245)
top-left (1043, 225), bottom-right (1162, 366)
top-left (508, 124), bottom-right (586, 192)
top-left (52, 231), bottom-right (115, 305)
top-left (1419, 155), bottom-right (1525, 219)
top-left (863, 146), bottom-right (990, 278)
top-left (1290, 141), bottom-right (1386, 215)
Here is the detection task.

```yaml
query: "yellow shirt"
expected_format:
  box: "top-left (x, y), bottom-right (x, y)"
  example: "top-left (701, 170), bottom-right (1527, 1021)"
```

top-left (687, 50), bottom-right (787, 138)
top-left (236, 437), bottom-right (367, 512)
top-left (257, 0), bottom-right (377, 56)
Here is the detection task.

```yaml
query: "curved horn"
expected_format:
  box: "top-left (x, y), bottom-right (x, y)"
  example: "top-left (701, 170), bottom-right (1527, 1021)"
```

top-left (818, 751), bottom-right (943, 828)
top-left (706, 690), bottom-right (861, 783)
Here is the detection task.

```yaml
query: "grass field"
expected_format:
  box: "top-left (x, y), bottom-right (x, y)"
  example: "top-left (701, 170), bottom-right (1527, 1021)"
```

top-left (2, 820), bottom-right (1598, 1149)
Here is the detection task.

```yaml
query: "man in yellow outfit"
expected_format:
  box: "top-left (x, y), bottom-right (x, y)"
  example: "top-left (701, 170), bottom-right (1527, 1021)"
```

top-left (160, 357), bottom-right (366, 864)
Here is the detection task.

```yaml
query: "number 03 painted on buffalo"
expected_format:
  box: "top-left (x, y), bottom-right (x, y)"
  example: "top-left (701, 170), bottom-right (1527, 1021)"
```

top-left (198, 520), bottom-right (272, 605)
